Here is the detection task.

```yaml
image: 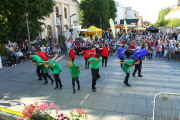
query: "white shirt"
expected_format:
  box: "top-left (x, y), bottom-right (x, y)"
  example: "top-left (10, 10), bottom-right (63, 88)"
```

top-left (65, 42), bottom-right (72, 49)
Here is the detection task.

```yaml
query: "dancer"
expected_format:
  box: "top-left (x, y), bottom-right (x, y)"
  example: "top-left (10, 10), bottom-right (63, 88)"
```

top-left (33, 61), bottom-right (54, 85)
top-left (43, 54), bottom-right (65, 89)
top-left (29, 54), bottom-right (44, 80)
top-left (89, 45), bottom-right (96, 58)
top-left (132, 48), bottom-right (153, 77)
top-left (88, 54), bottom-right (102, 92)
top-left (118, 58), bottom-right (140, 86)
top-left (66, 58), bottom-right (83, 93)
top-left (80, 47), bottom-right (91, 69)
top-left (100, 44), bottom-right (110, 67)
top-left (68, 47), bottom-right (75, 62)
top-left (113, 45), bottom-right (126, 68)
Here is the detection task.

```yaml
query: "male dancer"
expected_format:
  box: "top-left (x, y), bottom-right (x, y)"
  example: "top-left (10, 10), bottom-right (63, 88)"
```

top-left (132, 48), bottom-right (153, 77)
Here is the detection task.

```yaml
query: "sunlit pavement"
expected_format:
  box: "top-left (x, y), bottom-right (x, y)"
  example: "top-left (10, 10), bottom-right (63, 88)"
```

top-left (0, 54), bottom-right (180, 120)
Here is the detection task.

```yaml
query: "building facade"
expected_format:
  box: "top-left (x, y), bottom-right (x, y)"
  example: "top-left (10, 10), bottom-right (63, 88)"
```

top-left (165, 6), bottom-right (180, 19)
top-left (114, 1), bottom-right (126, 24)
top-left (40, 0), bottom-right (80, 41)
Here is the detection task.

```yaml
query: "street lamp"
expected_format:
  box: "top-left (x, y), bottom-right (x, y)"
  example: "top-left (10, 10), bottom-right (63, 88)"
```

top-left (100, 19), bottom-right (102, 29)
top-left (70, 14), bottom-right (76, 36)
top-left (24, 12), bottom-right (31, 48)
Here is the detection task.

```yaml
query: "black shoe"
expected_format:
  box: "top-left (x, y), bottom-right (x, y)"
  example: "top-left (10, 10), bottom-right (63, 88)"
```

top-left (78, 86), bottom-right (80, 90)
top-left (60, 85), bottom-right (63, 89)
top-left (138, 75), bottom-right (143, 77)
top-left (73, 89), bottom-right (76, 94)
top-left (126, 83), bottom-right (131, 87)
top-left (43, 82), bottom-right (48, 85)
top-left (105, 65), bottom-right (107, 67)
top-left (51, 80), bottom-right (54, 85)
top-left (92, 89), bottom-right (96, 92)
top-left (38, 78), bottom-right (43, 80)
top-left (97, 76), bottom-right (101, 79)
top-left (132, 74), bottom-right (136, 77)
top-left (123, 81), bottom-right (127, 85)
top-left (54, 87), bottom-right (59, 89)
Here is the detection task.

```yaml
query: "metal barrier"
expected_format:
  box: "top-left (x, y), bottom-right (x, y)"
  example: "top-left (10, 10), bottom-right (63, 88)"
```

top-left (152, 92), bottom-right (180, 120)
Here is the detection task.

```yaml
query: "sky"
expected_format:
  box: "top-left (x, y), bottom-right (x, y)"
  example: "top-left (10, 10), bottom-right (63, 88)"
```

top-left (117, 0), bottom-right (177, 23)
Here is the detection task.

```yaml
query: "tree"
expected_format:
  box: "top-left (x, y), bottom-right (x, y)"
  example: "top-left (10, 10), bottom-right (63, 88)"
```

top-left (166, 18), bottom-right (180, 27)
top-left (155, 7), bottom-right (171, 27)
top-left (79, 0), bottom-right (117, 30)
top-left (0, 0), bottom-right (55, 43)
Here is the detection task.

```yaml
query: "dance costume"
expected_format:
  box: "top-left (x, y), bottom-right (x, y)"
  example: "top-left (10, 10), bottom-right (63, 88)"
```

top-left (32, 55), bottom-right (44, 80)
top-left (69, 49), bottom-right (75, 62)
top-left (117, 47), bottom-right (126, 67)
top-left (100, 47), bottom-right (110, 66)
top-left (67, 62), bottom-right (80, 93)
top-left (49, 60), bottom-right (63, 89)
top-left (82, 49), bottom-right (91, 69)
top-left (88, 57), bottom-right (102, 92)
top-left (42, 65), bottom-right (54, 84)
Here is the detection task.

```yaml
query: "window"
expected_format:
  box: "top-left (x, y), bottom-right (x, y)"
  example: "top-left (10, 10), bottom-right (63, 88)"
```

top-left (64, 8), bottom-right (67, 18)
top-left (114, 21), bottom-right (117, 24)
top-left (56, 6), bottom-right (59, 18)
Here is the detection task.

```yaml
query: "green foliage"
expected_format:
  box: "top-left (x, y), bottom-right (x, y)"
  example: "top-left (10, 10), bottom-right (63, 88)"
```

top-left (0, 44), bottom-right (7, 56)
top-left (0, 0), bottom-right (55, 44)
top-left (155, 7), bottom-right (171, 27)
top-left (58, 35), bottom-right (67, 50)
top-left (166, 18), bottom-right (180, 27)
top-left (79, 0), bottom-right (117, 30)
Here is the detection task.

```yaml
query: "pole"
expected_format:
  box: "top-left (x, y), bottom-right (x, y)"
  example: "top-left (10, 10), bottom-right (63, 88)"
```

top-left (26, 17), bottom-right (31, 48)
top-left (60, 15), bottom-right (62, 35)
top-left (100, 19), bottom-right (102, 38)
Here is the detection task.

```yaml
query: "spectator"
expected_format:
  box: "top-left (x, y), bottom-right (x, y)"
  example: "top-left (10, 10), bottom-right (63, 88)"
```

top-left (40, 44), bottom-right (46, 52)
top-left (9, 53), bottom-right (16, 66)
top-left (35, 41), bottom-right (40, 49)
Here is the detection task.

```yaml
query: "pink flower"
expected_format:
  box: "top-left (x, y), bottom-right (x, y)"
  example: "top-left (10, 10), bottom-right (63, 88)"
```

top-left (39, 103), bottom-right (49, 110)
top-left (50, 103), bottom-right (55, 108)
top-left (56, 108), bottom-right (60, 111)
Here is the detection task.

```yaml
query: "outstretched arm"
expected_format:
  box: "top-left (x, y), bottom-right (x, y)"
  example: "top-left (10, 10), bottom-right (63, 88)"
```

top-left (113, 51), bottom-right (118, 55)
top-left (51, 54), bottom-right (58, 61)
top-left (55, 55), bottom-right (65, 62)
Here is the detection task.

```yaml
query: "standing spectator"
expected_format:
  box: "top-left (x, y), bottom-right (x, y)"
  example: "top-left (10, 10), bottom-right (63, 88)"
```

top-left (65, 40), bottom-right (72, 53)
top-left (156, 43), bottom-right (162, 58)
top-left (8, 40), bottom-right (13, 47)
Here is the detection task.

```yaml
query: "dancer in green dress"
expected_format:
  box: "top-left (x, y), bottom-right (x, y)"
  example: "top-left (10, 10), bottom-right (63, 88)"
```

top-left (66, 58), bottom-right (83, 93)
top-left (118, 58), bottom-right (140, 86)
top-left (43, 54), bottom-right (65, 89)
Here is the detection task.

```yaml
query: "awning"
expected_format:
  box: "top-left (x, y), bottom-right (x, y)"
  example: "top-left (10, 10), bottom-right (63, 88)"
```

top-left (114, 25), bottom-right (124, 28)
top-left (120, 19), bottom-right (139, 25)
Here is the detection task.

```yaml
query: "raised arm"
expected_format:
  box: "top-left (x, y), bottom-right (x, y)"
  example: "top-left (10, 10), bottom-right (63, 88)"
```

top-left (55, 55), bottom-right (65, 62)
top-left (51, 54), bottom-right (58, 61)
top-left (113, 51), bottom-right (118, 55)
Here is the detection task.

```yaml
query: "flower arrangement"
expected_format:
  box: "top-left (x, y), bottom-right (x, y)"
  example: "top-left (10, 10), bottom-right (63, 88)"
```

top-left (16, 102), bottom-right (88, 120)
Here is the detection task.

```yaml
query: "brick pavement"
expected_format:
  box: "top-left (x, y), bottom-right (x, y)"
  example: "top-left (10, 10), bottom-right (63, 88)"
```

top-left (0, 54), bottom-right (180, 120)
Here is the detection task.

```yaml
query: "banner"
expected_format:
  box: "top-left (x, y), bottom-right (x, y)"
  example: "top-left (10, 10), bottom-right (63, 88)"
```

top-left (124, 20), bottom-right (128, 33)
top-left (56, 19), bottom-right (60, 24)
top-left (109, 18), bottom-right (115, 38)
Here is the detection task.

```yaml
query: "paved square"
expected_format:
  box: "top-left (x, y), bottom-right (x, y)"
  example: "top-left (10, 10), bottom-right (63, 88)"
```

top-left (0, 55), bottom-right (180, 120)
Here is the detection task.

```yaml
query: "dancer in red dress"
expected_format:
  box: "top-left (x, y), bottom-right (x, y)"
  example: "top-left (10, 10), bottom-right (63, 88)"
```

top-left (68, 47), bottom-right (75, 62)
top-left (100, 44), bottom-right (110, 67)
top-left (89, 45), bottom-right (96, 58)
top-left (80, 47), bottom-right (91, 69)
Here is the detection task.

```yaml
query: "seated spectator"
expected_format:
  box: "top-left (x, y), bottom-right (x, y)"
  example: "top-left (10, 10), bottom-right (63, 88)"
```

top-left (5, 44), bottom-right (11, 52)
top-left (45, 45), bottom-right (51, 54)
top-left (9, 53), bottom-right (16, 66)
top-left (40, 44), bottom-right (46, 52)
top-left (35, 41), bottom-right (40, 49)
top-left (16, 49), bottom-right (27, 63)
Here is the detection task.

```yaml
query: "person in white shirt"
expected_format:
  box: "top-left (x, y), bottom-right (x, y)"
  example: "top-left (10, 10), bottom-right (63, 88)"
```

top-left (40, 44), bottom-right (46, 52)
top-left (65, 40), bottom-right (72, 53)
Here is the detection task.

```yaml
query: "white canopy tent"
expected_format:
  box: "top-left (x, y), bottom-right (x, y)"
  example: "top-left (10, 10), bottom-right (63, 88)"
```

top-left (175, 26), bottom-right (180, 29)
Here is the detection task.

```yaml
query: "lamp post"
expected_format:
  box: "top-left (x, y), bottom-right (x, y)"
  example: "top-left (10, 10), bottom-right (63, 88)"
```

top-left (24, 12), bottom-right (31, 48)
top-left (70, 14), bottom-right (76, 36)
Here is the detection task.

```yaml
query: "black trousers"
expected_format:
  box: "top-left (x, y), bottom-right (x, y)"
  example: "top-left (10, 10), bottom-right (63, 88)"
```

top-left (120, 58), bottom-right (125, 68)
top-left (36, 66), bottom-right (44, 79)
top-left (72, 77), bottom-right (80, 90)
top-left (125, 51), bottom-right (132, 58)
top-left (102, 56), bottom-right (108, 66)
top-left (133, 59), bottom-right (142, 76)
top-left (85, 58), bottom-right (89, 68)
top-left (124, 73), bottom-right (130, 83)
top-left (10, 58), bottom-right (16, 65)
top-left (91, 68), bottom-right (99, 90)
top-left (44, 73), bottom-right (54, 83)
top-left (54, 74), bottom-right (62, 88)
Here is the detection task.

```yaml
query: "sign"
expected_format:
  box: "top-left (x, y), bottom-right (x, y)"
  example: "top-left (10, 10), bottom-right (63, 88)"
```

top-left (56, 19), bottom-right (60, 24)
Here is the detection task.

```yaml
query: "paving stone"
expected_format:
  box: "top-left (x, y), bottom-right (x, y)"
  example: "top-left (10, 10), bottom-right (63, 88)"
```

top-left (90, 101), bottom-right (116, 111)
top-left (88, 94), bottom-right (112, 102)
top-left (102, 111), bottom-right (123, 120)
top-left (68, 99), bottom-right (93, 108)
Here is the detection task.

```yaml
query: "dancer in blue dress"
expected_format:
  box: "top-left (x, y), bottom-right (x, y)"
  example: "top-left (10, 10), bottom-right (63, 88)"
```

top-left (113, 45), bottom-right (126, 67)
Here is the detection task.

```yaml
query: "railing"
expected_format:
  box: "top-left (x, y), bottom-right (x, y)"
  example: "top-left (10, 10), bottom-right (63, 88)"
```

top-left (152, 92), bottom-right (180, 120)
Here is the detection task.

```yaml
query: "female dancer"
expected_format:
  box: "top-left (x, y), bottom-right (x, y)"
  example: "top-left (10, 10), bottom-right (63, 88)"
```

top-left (113, 45), bottom-right (126, 68)
top-left (68, 47), bottom-right (75, 62)
top-left (66, 58), bottom-right (83, 93)
top-left (88, 54), bottom-right (102, 92)
top-left (89, 45), bottom-right (96, 58)
top-left (100, 44), bottom-right (110, 67)
top-left (33, 60), bottom-right (54, 85)
top-left (80, 47), bottom-right (91, 69)
top-left (43, 54), bottom-right (65, 89)
top-left (118, 58), bottom-right (140, 86)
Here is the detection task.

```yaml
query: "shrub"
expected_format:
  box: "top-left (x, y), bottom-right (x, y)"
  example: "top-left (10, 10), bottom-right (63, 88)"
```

top-left (0, 44), bottom-right (7, 56)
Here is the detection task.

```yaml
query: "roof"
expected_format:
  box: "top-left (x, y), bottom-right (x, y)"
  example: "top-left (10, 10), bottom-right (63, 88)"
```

top-left (146, 26), bottom-right (159, 30)
top-left (166, 6), bottom-right (180, 16)
top-left (120, 19), bottom-right (139, 25)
